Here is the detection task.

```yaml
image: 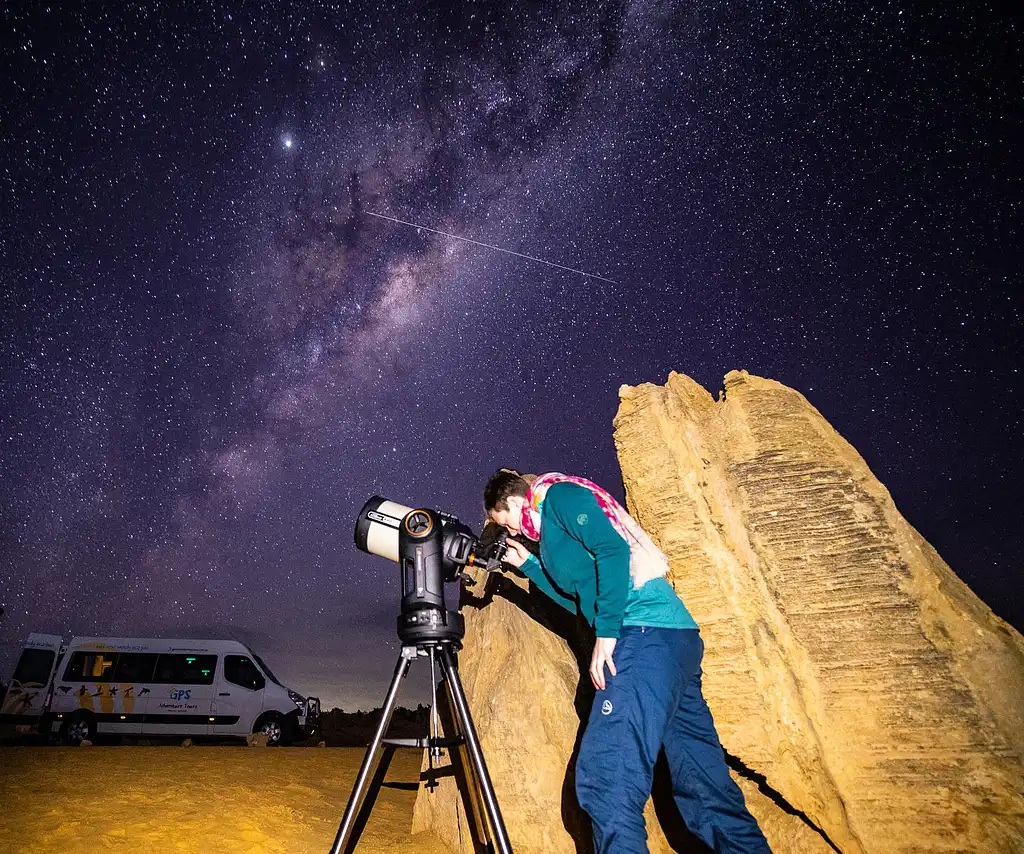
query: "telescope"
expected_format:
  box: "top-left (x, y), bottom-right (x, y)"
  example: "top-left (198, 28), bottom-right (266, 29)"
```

top-left (353, 497), bottom-right (507, 645)
top-left (334, 497), bottom-right (515, 854)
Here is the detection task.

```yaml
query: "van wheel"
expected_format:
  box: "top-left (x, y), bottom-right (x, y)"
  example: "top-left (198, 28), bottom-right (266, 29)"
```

top-left (254, 713), bottom-right (285, 746)
top-left (62, 713), bottom-right (95, 745)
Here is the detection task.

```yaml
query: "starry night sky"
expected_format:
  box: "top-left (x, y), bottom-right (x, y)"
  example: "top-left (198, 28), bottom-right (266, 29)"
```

top-left (1, 2), bottom-right (1020, 711)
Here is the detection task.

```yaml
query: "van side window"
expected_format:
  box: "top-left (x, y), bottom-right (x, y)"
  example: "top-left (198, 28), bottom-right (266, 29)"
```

top-left (63, 651), bottom-right (118, 682)
top-left (152, 654), bottom-right (217, 685)
top-left (113, 653), bottom-right (159, 682)
top-left (224, 655), bottom-right (265, 691)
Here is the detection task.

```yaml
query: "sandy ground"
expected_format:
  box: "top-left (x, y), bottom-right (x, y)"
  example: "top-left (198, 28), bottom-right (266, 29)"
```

top-left (0, 746), bottom-right (450, 854)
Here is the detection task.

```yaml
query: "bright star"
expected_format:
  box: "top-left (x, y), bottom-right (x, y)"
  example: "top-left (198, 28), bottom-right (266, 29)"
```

top-left (283, 136), bottom-right (293, 149)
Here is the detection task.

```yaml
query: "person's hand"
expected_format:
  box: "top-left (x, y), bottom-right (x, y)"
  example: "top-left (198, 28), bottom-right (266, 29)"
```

top-left (503, 538), bottom-right (530, 569)
top-left (590, 637), bottom-right (617, 690)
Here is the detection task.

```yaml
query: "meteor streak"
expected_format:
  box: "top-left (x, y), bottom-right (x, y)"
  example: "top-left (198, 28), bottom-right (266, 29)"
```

top-left (366, 211), bottom-right (617, 284)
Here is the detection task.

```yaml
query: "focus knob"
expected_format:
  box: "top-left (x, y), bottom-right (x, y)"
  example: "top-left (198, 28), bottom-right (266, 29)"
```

top-left (405, 511), bottom-right (433, 537)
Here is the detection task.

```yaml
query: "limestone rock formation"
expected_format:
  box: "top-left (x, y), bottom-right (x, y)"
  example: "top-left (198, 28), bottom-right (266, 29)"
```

top-left (613, 371), bottom-right (1024, 853)
top-left (412, 370), bottom-right (1024, 853)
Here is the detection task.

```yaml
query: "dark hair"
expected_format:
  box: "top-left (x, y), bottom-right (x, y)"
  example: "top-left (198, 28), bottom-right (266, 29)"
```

top-left (483, 468), bottom-right (529, 512)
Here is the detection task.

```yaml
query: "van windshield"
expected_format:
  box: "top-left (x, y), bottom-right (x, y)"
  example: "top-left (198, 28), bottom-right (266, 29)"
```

top-left (253, 654), bottom-right (282, 685)
top-left (13, 648), bottom-right (55, 685)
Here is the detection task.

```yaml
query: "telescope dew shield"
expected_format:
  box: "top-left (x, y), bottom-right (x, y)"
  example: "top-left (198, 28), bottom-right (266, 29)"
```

top-left (354, 496), bottom-right (415, 563)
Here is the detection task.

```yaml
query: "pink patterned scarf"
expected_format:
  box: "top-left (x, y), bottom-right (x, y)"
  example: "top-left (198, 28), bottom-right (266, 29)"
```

top-left (519, 472), bottom-right (670, 588)
top-left (520, 472), bottom-right (628, 542)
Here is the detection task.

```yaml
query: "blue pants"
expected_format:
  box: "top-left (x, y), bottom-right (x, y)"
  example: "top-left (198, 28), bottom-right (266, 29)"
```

top-left (576, 627), bottom-right (772, 854)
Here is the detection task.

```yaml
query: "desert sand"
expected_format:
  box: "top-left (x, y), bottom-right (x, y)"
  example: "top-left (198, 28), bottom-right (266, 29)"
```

top-left (0, 746), bottom-right (448, 854)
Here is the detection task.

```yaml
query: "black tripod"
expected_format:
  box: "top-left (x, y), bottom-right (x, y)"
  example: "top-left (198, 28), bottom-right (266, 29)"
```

top-left (338, 502), bottom-right (514, 853)
top-left (328, 635), bottom-right (513, 854)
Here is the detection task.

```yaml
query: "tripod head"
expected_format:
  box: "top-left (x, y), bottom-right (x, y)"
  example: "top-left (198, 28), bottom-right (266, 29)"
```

top-left (354, 496), bottom-right (508, 645)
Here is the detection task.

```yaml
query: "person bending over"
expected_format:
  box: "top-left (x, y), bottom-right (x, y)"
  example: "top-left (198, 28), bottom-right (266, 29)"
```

top-left (485, 468), bottom-right (771, 854)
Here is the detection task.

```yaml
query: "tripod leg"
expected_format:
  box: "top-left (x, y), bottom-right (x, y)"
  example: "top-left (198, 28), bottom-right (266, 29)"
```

top-left (329, 648), bottom-right (414, 854)
top-left (438, 645), bottom-right (514, 854)
top-left (341, 744), bottom-right (397, 851)
top-left (439, 668), bottom-right (491, 852)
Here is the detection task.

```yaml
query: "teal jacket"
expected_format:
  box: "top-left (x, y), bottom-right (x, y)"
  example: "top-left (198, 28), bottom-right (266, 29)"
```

top-left (519, 482), bottom-right (697, 637)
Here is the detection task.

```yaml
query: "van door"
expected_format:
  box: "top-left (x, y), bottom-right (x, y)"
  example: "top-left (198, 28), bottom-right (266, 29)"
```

top-left (108, 652), bottom-right (158, 735)
top-left (142, 653), bottom-right (217, 739)
top-left (55, 647), bottom-right (120, 739)
top-left (210, 654), bottom-right (265, 739)
top-left (0, 634), bottom-right (63, 723)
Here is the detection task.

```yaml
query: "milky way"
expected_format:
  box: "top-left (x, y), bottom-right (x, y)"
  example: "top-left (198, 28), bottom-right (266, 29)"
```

top-left (1, 2), bottom-right (1020, 709)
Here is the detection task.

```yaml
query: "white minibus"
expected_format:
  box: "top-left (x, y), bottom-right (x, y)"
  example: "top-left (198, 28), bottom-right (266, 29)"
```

top-left (1, 634), bottom-right (319, 745)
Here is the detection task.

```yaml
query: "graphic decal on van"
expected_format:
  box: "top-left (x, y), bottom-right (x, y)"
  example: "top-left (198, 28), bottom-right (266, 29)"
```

top-left (0, 684), bottom-right (42, 715)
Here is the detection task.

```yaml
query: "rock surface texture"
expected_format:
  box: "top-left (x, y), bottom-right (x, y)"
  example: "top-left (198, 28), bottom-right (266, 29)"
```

top-left (613, 371), bottom-right (1024, 853)
top-left (412, 370), bottom-right (1024, 853)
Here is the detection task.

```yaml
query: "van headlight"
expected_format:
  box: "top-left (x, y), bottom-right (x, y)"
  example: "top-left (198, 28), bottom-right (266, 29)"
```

top-left (288, 690), bottom-right (305, 710)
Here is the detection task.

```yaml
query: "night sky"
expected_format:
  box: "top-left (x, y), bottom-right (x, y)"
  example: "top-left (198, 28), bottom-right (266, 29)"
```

top-left (1, 2), bottom-right (1020, 711)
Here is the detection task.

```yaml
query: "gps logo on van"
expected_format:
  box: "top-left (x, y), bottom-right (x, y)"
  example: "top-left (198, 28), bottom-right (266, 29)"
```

top-left (168, 688), bottom-right (192, 701)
